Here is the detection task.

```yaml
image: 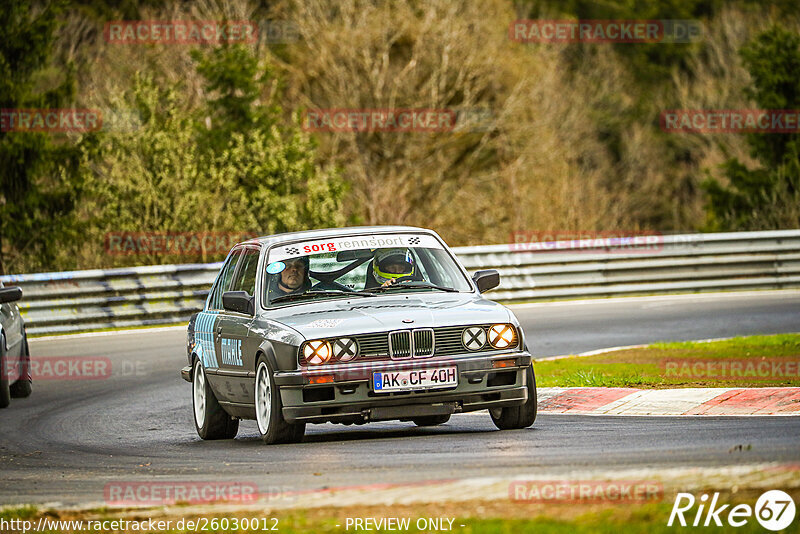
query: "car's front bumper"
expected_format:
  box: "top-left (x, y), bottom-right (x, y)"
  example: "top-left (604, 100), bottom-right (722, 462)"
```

top-left (274, 352), bottom-right (532, 423)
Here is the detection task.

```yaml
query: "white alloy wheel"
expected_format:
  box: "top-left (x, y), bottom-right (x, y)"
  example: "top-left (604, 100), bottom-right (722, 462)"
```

top-left (193, 359), bottom-right (206, 429)
top-left (255, 361), bottom-right (272, 435)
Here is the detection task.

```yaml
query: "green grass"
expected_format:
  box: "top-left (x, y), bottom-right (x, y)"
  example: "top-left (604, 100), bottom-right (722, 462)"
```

top-left (536, 333), bottom-right (800, 388)
top-left (0, 505), bottom-right (38, 520)
top-left (0, 500), bottom-right (789, 533)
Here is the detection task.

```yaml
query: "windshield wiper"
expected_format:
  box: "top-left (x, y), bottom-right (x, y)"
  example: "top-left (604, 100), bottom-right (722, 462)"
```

top-left (271, 290), bottom-right (374, 304)
top-left (363, 282), bottom-right (458, 293)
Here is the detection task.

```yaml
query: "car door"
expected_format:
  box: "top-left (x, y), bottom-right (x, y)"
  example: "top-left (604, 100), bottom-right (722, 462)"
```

top-left (213, 246), bottom-right (260, 404)
top-left (196, 249), bottom-right (242, 396)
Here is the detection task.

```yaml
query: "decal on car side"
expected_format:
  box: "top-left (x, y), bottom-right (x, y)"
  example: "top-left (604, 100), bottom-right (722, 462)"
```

top-left (220, 338), bottom-right (243, 366)
top-left (194, 311), bottom-right (219, 369)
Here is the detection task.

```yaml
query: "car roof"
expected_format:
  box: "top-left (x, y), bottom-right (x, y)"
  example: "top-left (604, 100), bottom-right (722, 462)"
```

top-left (240, 225), bottom-right (438, 247)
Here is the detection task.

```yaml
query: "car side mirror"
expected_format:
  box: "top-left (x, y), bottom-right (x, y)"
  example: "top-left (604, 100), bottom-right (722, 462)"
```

top-left (0, 286), bottom-right (22, 304)
top-left (472, 270), bottom-right (500, 293)
top-left (222, 291), bottom-right (254, 315)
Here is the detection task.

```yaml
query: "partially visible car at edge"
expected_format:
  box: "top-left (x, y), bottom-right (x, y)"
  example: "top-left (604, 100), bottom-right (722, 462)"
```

top-left (0, 281), bottom-right (32, 408)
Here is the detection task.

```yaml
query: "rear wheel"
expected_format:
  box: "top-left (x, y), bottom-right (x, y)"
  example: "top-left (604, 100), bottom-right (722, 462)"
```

top-left (412, 414), bottom-right (451, 426)
top-left (0, 334), bottom-right (10, 409)
top-left (490, 364), bottom-right (537, 430)
top-left (193, 358), bottom-right (239, 439)
top-left (255, 356), bottom-right (305, 444)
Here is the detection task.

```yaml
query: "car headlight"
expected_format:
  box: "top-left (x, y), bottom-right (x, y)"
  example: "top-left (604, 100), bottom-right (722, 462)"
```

top-left (332, 338), bottom-right (358, 362)
top-left (303, 340), bottom-right (332, 365)
top-left (462, 326), bottom-right (487, 351)
top-left (488, 324), bottom-right (517, 349)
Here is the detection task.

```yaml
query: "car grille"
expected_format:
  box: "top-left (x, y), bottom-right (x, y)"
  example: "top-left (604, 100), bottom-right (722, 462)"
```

top-left (389, 330), bottom-right (412, 359)
top-left (413, 328), bottom-right (435, 357)
top-left (354, 332), bottom-right (392, 359)
top-left (352, 324), bottom-right (516, 361)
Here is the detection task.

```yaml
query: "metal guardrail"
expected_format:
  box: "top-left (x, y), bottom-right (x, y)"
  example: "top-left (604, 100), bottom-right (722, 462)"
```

top-left (2, 230), bottom-right (799, 335)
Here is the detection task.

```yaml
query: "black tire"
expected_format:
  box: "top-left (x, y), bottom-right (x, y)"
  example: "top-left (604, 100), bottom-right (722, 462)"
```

top-left (412, 414), bottom-right (451, 426)
top-left (0, 334), bottom-right (10, 409)
top-left (10, 334), bottom-right (32, 398)
top-left (192, 358), bottom-right (239, 440)
top-left (490, 363), bottom-right (537, 430)
top-left (9, 378), bottom-right (31, 398)
top-left (254, 356), bottom-right (305, 444)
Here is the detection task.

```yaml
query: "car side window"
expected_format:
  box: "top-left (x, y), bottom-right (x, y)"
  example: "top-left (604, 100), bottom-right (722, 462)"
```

top-left (416, 248), bottom-right (467, 290)
top-left (229, 247), bottom-right (260, 298)
top-left (209, 250), bottom-right (242, 310)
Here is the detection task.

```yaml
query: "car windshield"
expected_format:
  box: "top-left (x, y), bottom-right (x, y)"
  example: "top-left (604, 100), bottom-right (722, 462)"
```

top-left (263, 233), bottom-right (472, 306)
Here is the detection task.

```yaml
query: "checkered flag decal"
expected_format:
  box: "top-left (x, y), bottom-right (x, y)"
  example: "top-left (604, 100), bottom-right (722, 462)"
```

top-left (408, 237), bottom-right (421, 245)
top-left (286, 247), bottom-right (300, 255)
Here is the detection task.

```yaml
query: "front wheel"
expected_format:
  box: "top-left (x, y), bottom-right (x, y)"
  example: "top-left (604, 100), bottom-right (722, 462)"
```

top-left (193, 358), bottom-right (239, 440)
top-left (490, 364), bottom-right (537, 430)
top-left (255, 357), bottom-right (305, 444)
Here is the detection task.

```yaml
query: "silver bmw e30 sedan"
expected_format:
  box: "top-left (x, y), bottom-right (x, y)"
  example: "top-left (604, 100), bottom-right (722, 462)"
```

top-left (182, 226), bottom-right (536, 444)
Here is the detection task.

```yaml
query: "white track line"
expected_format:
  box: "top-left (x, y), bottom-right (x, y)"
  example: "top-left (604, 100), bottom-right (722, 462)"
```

top-left (509, 289), bottom-right (800, 309)
top-left (30, 325), bottom-right (186, 342)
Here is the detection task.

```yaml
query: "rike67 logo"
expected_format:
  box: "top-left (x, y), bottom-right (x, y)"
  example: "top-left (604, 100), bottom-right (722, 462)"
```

top-left (668, 490), bottom-right (796, 531)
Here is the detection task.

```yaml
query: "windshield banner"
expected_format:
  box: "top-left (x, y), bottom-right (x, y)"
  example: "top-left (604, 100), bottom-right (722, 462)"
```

top-left (268, 233), bottom-right (443, 262)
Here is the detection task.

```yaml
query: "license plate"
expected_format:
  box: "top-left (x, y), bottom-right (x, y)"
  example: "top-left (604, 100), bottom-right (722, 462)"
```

top-left (372, 366), bottom-right (458, 392)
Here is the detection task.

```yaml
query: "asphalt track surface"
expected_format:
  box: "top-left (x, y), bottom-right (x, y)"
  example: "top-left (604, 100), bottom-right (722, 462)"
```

top-left (1, 291), bottom-right (798, 507)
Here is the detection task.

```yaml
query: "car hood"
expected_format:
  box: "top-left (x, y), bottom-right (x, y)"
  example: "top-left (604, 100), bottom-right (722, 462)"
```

top-left (265, 293), bottom-right (512, 339)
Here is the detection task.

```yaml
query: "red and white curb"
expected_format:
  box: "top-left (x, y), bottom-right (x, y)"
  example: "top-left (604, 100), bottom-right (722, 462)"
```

top-left (537, 387), bottom-right (800, 416)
